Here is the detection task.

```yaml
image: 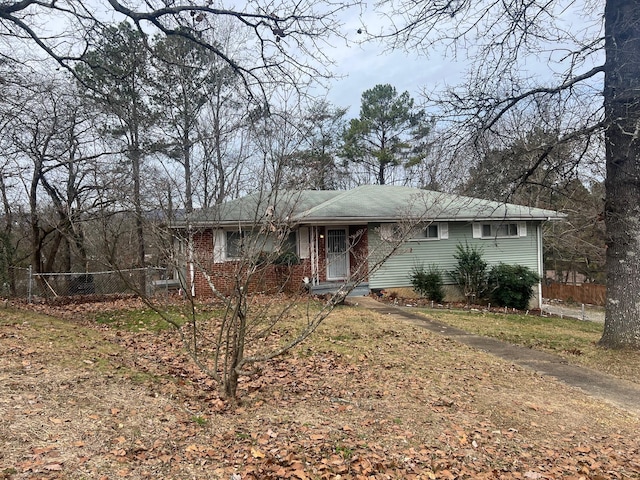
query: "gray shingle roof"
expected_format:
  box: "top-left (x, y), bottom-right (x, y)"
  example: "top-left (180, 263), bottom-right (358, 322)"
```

top-left (177, 185), bottom-right (563, 227)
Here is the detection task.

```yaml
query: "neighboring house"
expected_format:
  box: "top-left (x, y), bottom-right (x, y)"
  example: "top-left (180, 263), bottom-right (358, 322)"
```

top-left (171, 185), bottom-right (563, 307)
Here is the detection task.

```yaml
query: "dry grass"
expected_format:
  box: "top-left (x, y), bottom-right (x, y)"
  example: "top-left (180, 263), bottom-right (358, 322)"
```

top-left (417, 308), bottom-right (640, 384)
top-left (1, 302), bottom-right (639, 479)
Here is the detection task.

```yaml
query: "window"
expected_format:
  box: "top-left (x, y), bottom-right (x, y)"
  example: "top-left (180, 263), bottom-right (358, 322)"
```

top-left (225, 230), bottom-right (297, 259)
top-left (476, 222), bottom-right (524, 239)
top-left (281, 232), bottom-right (297, 254)
top-left (381, 222), bottom-right (448, 241)
top-left (411, 222), bottom-right (448, 240)
top-left (425, 224), bottom-right (439, 239)
top-left (226, 231), bottom-right (247, 258)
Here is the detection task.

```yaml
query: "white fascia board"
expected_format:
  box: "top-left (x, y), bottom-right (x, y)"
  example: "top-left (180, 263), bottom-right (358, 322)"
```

top-left (174, 214), bottom-right (564, 228)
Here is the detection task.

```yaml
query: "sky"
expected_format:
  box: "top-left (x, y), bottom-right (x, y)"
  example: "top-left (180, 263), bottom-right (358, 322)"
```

top-left (325, 42), bottom-right (460, 115)
top-left (321, 8), bottom-right (461, 116)
top-left (321, 1), bottom-right (602, 118)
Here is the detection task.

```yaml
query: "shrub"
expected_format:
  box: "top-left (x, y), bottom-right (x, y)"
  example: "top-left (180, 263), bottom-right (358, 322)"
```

top-left (411, 265), bottom-right (445, 303)
top-left (256, 251), bottom-right (300, 266)
top-left (449, 242), bottom-right (487, 304)
top-left (272, 251), bottom-right (300, 266)
top-left (487, 263), bottom-right (540, 310)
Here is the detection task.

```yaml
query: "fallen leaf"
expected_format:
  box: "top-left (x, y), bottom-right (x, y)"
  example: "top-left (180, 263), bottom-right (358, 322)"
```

top-left (293, 469), bottom-right (308, 480)
top-left (524, 471), bottom-right (543, 479)
top-left (251, 447), bottom-right (265, 458)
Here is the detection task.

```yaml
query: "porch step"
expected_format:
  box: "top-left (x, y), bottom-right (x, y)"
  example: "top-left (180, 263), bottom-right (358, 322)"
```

top-left (310, 282), bottom-right (370, 297)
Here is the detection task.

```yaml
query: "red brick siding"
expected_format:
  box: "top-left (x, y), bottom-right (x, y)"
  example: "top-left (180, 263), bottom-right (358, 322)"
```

top-left (350, 225), bottom-right (369, 278)
top-left (187, 226), bottom-right (369, 297)
top-left (189, 228), bottom-right (312, 297)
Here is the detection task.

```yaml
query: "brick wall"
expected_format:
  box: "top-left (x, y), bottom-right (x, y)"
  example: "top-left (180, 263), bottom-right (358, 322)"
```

top-left (187, 226), bottom-right (369, 297)
top-left (188, 228), bottom-right (313, 297)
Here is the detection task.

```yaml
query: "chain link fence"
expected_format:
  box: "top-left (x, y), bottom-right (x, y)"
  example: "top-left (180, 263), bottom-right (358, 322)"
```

top-left (3, 266), bottom-right (181, 302)
top-left (2, 266), bottom-right (30, 298)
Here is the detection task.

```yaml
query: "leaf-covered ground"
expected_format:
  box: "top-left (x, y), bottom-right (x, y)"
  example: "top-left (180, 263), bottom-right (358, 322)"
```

top-left (1, 299), bottom-right (639, 479)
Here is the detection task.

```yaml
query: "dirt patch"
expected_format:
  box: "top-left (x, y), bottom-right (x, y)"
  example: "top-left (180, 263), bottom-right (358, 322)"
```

top-left (1, 303), bottom-right (639, 479)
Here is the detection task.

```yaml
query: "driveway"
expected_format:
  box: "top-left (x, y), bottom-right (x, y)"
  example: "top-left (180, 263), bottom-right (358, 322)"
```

top-left (350, 296), bottom-right (638, 415)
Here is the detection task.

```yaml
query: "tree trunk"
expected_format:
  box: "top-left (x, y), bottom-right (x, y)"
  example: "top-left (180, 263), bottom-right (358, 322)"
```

top-left (223, 293), bottom-right (247, 403)
top-left (182, 108), bottom-right (193, 214)
top-left (600, 0), bottom-right (640, 348)
top-left (1, 175), bottom-right (16, 294)
top-left (378, 163), bottom-right (386, 185)
top-left (132, 140), bottom-right (146, 292)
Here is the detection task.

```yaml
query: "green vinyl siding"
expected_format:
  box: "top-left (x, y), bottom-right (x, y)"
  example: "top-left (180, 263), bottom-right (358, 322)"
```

top-left (368, 221), bottom-right (540, 289)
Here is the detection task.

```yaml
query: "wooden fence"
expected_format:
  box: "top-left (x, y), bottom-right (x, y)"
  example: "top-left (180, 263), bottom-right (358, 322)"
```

top-left (542, 283), bottom-right (606, 306)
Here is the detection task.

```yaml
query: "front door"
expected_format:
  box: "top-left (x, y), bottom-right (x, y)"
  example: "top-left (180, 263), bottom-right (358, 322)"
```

top-left (326, 228), bottom-right (349, 280)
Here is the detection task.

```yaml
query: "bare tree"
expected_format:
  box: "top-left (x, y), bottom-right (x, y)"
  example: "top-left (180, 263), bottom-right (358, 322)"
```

top-left (151, 31), bottom-right (213, 214)
top-left (195, 25), bottom-right (255, 207)
top-left (245, 94), bottom-right (311, 193)
top-left (290, 99), bottom-right (349, 190)
top-left (0, 1), bottom-right (352, 100)
top-left (5, 76), bottom-right (107, 281)
top-left (369, 0), bottom-right (640, 348)
top-left (544, 179), bottom-right (606, 284)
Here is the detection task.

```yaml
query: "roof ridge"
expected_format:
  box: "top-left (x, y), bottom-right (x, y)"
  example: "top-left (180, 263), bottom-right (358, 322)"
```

top-left (295, 188), bottom-right (359, 218)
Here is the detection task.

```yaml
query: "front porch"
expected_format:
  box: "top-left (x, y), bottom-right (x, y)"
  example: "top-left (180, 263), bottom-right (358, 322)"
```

top-left (310, 281), bottom-right (370, 297)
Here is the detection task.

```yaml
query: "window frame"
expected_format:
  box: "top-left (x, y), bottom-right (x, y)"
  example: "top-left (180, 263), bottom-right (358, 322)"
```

top-left (477, 222), bottom-right (524, 239)
top-left (407, 222), bottom-right (448, 241)
top-left (225, 230), bottom-right (248, 259)
top-left (424, 224), bottom-right (439, 240)
top-left (224, 229), bottom-right (297, 260)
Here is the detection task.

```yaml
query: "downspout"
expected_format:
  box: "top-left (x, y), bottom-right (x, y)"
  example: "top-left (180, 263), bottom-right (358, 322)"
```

top-left (536, 223), bottom-right (543, 309)
top-left (188, 225), bottom-right (195, 297)
top-left (311, 226), bottom-right (318, 286)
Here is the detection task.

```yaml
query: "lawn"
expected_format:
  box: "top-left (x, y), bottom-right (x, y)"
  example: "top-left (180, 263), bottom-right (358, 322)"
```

top-left (1, 299), bottom-right (639, 479)
top-left (417, 307), bottom-right (640, 384)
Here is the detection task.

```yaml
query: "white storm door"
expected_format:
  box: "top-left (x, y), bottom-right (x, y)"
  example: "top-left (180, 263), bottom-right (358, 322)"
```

top-left (326, 228), bottom-right (349, 280)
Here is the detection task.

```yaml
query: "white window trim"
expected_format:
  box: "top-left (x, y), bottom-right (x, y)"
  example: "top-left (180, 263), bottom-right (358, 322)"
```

top-left (221, 228), bottom-right (300, 261)
top-left (298, 226), bottom-right (310, 259)
top-left (473, 222), bottom-right (527, 239)
top-left (213, 229), bottom-right (226, 263)
top-left (407, 222), bottom-right (448, 241)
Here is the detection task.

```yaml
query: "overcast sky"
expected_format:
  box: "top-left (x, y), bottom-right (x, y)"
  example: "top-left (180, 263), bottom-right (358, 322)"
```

top-left (322, 1), bottom-right (602, 118)
top-left (325, 43), bottom-right (461, 115)
top-left (321, 8), bottom-right (458, 116)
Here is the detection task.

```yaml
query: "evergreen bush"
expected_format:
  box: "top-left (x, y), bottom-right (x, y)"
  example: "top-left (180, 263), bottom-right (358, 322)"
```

top-left (411, 265), bottom-right (445, 303)
top-left (449, 242), bottom-right (487, 304)
top-left (487, 263), bottom-right (540, 310)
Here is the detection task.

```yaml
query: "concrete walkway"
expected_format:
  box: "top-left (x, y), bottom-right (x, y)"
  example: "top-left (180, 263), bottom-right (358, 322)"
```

top-left (349, 296), bottom-right (640, 416)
